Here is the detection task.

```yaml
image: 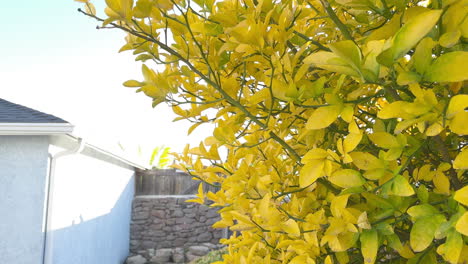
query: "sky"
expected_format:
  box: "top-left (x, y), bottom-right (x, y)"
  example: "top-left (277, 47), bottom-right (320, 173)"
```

top-left (1, 0), bottom-right (213, 166)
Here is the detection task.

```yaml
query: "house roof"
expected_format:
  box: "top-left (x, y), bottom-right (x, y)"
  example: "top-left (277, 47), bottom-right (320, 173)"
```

top-left (0, 98), bottom-right (68, 123)
top-left (0, 98), bottom-right (73, 135)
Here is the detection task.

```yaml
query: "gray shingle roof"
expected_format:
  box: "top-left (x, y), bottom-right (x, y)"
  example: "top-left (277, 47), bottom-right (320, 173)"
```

top-left (0, 98), bottom-right (69, 123)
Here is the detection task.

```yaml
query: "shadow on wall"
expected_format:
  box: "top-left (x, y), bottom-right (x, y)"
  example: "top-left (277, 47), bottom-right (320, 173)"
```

top-left (48, 175), bottom-right (134, 264)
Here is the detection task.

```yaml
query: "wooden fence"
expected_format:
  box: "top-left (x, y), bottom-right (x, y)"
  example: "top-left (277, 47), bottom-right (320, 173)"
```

top-left (134, 168), bottom-right (219, 195)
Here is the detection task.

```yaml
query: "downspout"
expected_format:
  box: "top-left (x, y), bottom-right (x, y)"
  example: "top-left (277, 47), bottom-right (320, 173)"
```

top-left (42, 137), bottom-right (85, 264)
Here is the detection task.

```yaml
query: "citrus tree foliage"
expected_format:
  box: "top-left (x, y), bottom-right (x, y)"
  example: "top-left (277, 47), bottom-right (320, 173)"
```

top-left (77, 0), bottom-right (468, 262)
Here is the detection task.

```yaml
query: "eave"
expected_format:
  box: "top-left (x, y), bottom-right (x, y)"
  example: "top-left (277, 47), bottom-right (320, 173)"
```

top-left (0, 123), bottom-right (74, 135)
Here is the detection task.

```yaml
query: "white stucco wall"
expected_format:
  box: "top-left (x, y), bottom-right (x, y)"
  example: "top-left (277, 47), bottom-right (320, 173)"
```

top-left (0, 136), bottom-right (49, 264)
top-left (48, 145), bottom-right (135, 264)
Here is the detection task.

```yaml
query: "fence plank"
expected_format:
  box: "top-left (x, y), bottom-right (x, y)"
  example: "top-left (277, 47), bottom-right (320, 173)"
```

top-left (134, 169), bottom-right (219, 195)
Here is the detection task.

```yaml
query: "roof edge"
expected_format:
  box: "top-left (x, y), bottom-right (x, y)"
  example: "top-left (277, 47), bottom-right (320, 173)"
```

top-left (0, 123), bottom-right (74, 135)
top-left (49, 134), bottom-right (147, 171)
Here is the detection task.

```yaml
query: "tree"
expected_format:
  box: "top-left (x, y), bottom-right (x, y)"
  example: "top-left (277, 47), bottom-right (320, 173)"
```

top-left (77, 0), bottom-right (468, 262)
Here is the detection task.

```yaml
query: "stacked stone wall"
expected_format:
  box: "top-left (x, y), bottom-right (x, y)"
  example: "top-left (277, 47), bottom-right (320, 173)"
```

top-left (130, 196), bottom-right (224, 254)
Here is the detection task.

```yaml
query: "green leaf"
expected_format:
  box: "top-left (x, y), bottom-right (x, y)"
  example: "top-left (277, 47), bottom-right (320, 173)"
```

top-left (360, 229), bottom-right (378, 264)
top-left (303, 51), bottom-right (360, 77)
top-left (425, 51), bottom-right (468, 82)
top-left (328, 40), bottom-right (362, 73)
top-left (397, 71), bottom-right (421, 85)
top-left (133, 0), bottom-right (153, 18)
top-left (387, 234), bottom-right (404, 252)
top-left (407, 204), bottom-right (438, 222)
top-left (392, 10), bottom-right (442, 60)
top-left (410, 215), bottom-right (445, 252)
top-left (439, 31), bottom-right (461, 48)
top-left (455, 212), bottom-right (468, 236)
top-left (329, 169), bottom-right (366, 188)
top-left (376, 48), bottom-right (394, 67)
top-left (412, 37), bottom-right (436, 74)
top-left (416, 185), bottom-right (429, 203)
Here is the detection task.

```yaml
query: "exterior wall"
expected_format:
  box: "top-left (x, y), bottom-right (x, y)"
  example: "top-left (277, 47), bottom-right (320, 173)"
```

top-left (0, 136), bottom-right (49, 264)
top-left (130, 196), bottom-right (223, 253)
top-left (49, 147), bottom-right (135, 264)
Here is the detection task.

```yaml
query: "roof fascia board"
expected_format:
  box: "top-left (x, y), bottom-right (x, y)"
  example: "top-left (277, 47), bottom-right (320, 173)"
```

top-left (0, 123), bottom-right (74, 135)
top-left (49, 134), bottom-right (147, 170)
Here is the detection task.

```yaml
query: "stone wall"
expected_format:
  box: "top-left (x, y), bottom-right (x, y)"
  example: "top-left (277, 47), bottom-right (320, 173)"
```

top-left (130, 196), bottom-right (224, 254)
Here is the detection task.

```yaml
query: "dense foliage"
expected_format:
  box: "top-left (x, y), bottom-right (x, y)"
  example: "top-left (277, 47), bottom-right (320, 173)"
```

top-left (192, 248), bottom-right (228, 264)
top-left (77, 0), bottom-right (468, 262)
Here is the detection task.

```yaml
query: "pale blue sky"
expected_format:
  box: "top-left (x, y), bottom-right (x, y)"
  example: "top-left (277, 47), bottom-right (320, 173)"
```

top-left (0, 0), bottom-right (211, 165)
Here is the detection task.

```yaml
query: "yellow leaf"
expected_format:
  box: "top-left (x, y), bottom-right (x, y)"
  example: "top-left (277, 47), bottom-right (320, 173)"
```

top-left (133, 0), bottom-right (153, 18)
top-left (364, 168), bottom-right (386, 180)
top-left (187, 123), bottom-right (202, 135)
top-left (339, 105), bottom-right (353, 123)
top-left (425, 122), bottom-right (443, 136)
top-left (368, 132), bottom-right (400, 149)
top-left (440, 30), bottom-right (461, 48)
top-left (455, 212), bottom-right (468, 236)
top-left (358, 212), bottom-right (371, 229)
top-left (391, 175), bottom-right (415, 196)
top-left (282, 219), bottom-right (301, 237)
top-left (350, 152), bottom-right (381, 170)
top-left (302, 148), bottom-right (328, 163)
top-left (106, 0), bottom-right (132, 18)
top-left (458, 245), bottom-right (468, 264)
top-left (344, 133), bottom-right (362, 153)
top-left (303, 52), bottom-right (360, 77)
top-left (324, 255), bottom-right (333, 264)
top-left (360, 229), bottom-right (378, 264)
top-left (299, 160), bottom-right (324, 187)
top-left (433, 172), bottom-right (450, 195)
top-left (425, 51), bottom-right (468, 82)
top-left (123, 80), bottom-right (144, 87)
top-left (289, 256), bottom-right (307, 264)
top-left (378, 101), bottom-right (412, 119)
top-left (391, 10), bottom-right (442, 60)
top-left (454, 186), bottom-right (468, 206)
top-left (186, 183), bottom-right (205, 204)
top-left (84, 2), bottom-right (96, 15)
top-left (447, 94), bottom-right (468, 119)
top-left (331, 194), bottom-right (350, 218)
top-left (306, 105), bottom-right (342, 130)
top-left (329, 169), bottom-right (365, 188)
top-left (397, 71), bottom-right (421, 85)
top-left (367, 13), bottom-right (401, 40)
top-left (449, 111), bottom-right (468, 135)
top-left (259, 193), bottom-right (272, 217)
top-left (247, 242), bottom-right (258, 263)
top-left (328, 40), bottom-right (362, 72)
top-left (212, 216), bottom-right (233, 228)
top-left (441, 230), bottom-right (463, 264)
top-left (213, 126), bottom-right (235, 143)
top-left (417, 164), bottom-right (434, 181)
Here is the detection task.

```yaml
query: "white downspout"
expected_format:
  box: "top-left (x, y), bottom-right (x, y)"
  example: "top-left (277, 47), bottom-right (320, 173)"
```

top-left (42, 138), bottom-right (85, 264)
